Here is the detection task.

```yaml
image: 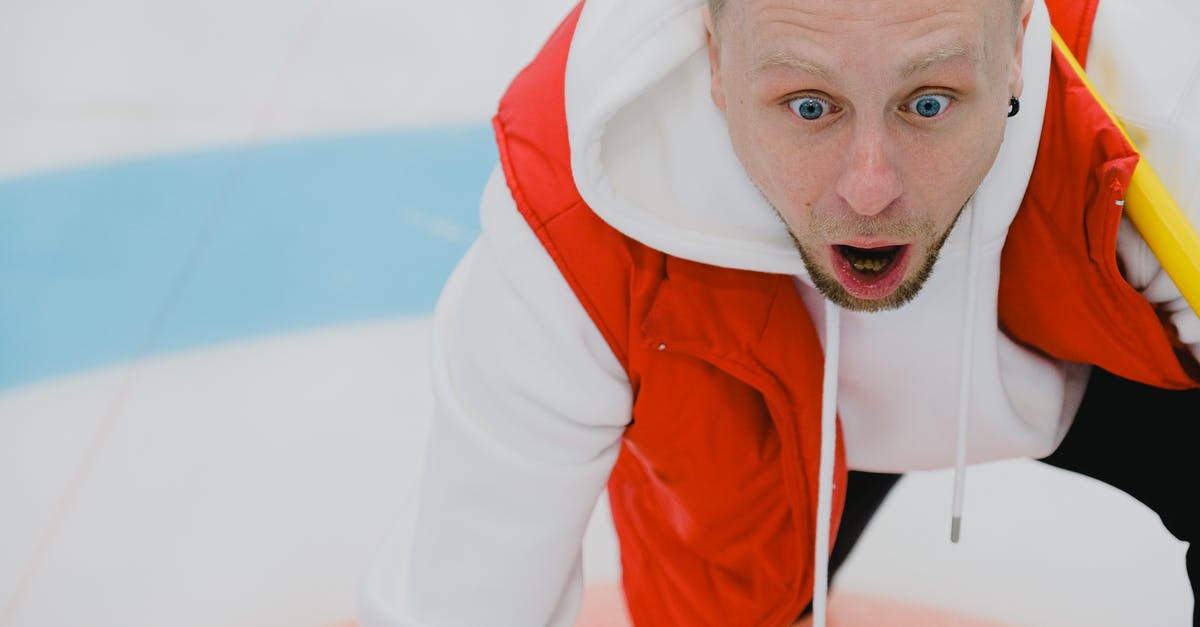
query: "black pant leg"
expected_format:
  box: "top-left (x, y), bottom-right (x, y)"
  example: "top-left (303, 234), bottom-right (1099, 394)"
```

top-left (828, 470), bottom-right (904, 579)
top-left (797, 470), bottom-right (903, 619)
top-left (1039, 366), bottom-right (1198, 625)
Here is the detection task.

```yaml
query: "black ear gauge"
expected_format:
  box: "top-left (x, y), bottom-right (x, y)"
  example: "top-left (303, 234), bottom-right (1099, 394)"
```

top-left (1008, 96), bottom-right (1021, 118)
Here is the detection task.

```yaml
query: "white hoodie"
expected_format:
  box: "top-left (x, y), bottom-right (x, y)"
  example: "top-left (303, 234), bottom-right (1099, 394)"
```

top-left (360, 1), bottom-right (1200, 625)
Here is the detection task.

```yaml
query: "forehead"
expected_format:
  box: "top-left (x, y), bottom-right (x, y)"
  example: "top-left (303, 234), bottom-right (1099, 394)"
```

top-left (720, 0), bottom-right (1004, 71)
top-left (719, 0), bottom-right (1004, 30)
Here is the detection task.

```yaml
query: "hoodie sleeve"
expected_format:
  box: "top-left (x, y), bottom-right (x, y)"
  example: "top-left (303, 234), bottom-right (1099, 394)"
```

top-left (358, 167), bottom-right (631, 626)
top-left (1091, 0), bottom-right (1200, 364)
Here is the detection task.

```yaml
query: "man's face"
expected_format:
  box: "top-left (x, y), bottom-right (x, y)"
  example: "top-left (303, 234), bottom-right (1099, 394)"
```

top-left (706, 0), bottom-right (1029, 311)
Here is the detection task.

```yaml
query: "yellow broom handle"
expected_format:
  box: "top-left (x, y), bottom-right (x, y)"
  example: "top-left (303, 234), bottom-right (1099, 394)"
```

top-left (1051, 29), bottom-right (1200, 317)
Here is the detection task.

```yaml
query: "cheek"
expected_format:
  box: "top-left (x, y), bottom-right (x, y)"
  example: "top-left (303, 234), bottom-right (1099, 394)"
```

top-left (906, 119), bottom-right (1004, 210)
top-left (727, 113), bottom-right (831, 208)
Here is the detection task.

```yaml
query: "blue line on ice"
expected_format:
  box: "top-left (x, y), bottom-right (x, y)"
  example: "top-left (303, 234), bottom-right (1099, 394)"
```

top-left (0, 125), bottom-right (495, 390)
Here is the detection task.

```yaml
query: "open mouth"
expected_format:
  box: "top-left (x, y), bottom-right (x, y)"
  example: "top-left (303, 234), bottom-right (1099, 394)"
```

top-left (830, 243), bottom-right (911, 299)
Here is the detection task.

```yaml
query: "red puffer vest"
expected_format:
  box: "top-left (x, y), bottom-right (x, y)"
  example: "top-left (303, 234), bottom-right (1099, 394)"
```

top-left (492, 1), bottom-right (1198, 624)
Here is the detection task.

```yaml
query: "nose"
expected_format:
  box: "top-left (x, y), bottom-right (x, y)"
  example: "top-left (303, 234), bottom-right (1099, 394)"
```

top-left (834, 122), bottom-right (903, 217)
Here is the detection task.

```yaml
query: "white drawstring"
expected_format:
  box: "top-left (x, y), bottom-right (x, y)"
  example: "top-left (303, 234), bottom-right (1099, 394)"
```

top-left (950, 199), bottom-right (980, 543)
top-left (812, 299), bottom-right (840, 627)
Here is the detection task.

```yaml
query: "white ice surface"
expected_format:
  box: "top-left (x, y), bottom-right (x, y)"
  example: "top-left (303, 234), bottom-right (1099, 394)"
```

top-left (0, 0), bottom-right (576, 179)
top-left (0, 320), bottom-right (435, 627)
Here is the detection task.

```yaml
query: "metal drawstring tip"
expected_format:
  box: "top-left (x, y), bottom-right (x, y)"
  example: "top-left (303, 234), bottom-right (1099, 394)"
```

top-left (950, 516), bottom-right (962, 543)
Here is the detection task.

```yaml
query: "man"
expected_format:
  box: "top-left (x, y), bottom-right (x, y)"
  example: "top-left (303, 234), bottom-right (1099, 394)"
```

top-left (360, 0), bottom-right (1200, 625)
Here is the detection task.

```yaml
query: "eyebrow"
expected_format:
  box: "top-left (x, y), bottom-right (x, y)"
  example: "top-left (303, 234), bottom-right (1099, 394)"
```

top-left (901, 42), bottom-right (978, 77)
top-left (750, 42), bottom-right (979, 81)
top-left (751, 51), bottom-right (835, 81)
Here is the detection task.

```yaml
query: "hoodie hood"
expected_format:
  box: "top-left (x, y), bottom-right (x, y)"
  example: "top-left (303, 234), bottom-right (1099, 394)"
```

top-left (566, 0), bottom-right (801, 274)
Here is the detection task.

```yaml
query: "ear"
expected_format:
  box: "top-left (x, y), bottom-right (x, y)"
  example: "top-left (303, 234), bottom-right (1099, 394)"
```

top-left (1009, 0), bottom-right (1035, 99)
top-left (703, 6), bottom-right (727, 112)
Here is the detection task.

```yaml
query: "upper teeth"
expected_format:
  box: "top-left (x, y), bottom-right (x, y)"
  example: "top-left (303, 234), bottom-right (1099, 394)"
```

top-left (845, 251), bottom-right (891, 273)
top-left (851, 257), bottom-right (888, 272)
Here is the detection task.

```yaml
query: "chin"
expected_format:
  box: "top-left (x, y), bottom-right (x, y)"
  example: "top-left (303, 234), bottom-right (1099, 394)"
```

top-left (813, 272), bottom-right (928, 312)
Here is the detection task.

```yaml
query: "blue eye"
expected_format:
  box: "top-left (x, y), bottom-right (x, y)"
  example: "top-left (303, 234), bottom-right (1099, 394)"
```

top-left (788, 96), bottom-right (830, 121)
top-left (908, 94), bottom-right (950, 118)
